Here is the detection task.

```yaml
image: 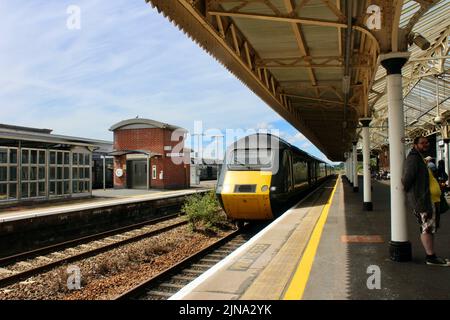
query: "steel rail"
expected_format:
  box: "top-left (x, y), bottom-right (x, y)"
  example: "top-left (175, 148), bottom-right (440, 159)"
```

top-left (0, 213), bottom-right (181, 266)
top-left (0, 217), bottom-right (187, 288)
top-left (114, 227), bottom-right (248, 300)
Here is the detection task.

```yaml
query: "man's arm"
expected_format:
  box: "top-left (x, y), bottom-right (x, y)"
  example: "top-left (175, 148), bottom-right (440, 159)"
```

top-left (402, 155), bottom-right (417, 192)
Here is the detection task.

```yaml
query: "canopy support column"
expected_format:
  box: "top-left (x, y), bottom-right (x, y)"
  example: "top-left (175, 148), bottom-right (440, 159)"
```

top-left (380, 52), bottom-right (412, 262)
top-left (361, 119), bottom-right (372, 210)
top-left (353, 142), bottom-right (359, 192)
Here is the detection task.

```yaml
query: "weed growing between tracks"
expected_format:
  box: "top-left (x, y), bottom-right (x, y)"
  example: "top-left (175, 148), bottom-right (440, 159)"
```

top-left (182, 189), bottom-right (228, 233)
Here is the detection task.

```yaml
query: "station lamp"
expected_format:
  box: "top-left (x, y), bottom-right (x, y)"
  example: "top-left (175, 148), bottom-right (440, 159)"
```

top-left (434, 115), bottom-right (443, 126)
top-left (408, 32), bottom-right (430, 50)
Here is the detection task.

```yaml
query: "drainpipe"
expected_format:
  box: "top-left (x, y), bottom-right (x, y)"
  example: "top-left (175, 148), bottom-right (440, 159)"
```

top-left (147, 154), bottom-right (150, 190)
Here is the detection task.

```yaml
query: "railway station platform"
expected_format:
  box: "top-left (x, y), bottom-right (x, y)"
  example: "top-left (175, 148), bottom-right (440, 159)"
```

top-left (0, 183), bottom-right (214, 258)
top-left (0, 180), bottom-right (215, 223)
top-left (171, 175), bottom-right (450, 300)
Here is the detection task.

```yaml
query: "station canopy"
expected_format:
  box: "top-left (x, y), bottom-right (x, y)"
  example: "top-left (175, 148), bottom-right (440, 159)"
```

top-left (144, 0), bottom-right (449, 161)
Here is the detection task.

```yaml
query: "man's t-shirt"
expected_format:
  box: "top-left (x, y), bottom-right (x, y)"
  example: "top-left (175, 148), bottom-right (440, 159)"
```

top-left (428, 167), bottom-right (441, 203)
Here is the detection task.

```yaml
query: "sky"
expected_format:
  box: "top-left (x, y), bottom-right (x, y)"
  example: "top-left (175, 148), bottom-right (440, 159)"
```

top-left (0, 0), bottom-right (336, 163)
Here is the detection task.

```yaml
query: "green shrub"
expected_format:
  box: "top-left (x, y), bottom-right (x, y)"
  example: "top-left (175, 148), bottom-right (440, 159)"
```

top-left (181, 189), bottom-right (226, 232)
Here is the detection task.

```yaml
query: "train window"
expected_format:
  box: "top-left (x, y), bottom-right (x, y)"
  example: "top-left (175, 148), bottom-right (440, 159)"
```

top-left (228, 149), bottom-right (273, 169)
top-left (292, 155), bottom-right (308, 187)
top-left (284, 151), bottom-right (293, 191)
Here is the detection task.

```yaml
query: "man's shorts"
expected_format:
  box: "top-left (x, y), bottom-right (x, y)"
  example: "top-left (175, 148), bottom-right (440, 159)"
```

top-left (414, 204), bottom-right (440, 234)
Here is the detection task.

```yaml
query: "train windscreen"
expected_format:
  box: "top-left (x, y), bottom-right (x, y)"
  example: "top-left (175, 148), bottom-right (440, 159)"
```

top-left (227, 148), bottom-right (273, 170)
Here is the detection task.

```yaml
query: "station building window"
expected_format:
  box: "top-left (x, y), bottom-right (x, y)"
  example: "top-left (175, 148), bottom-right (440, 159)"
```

top-left (0, 123), bottom-right (111, 204)
top-left (72, 152), bottom-right (91, 194)
top-left (0, 147), bottom-right (18, 201)
top-left (49, 150), bottom-right (71, 197)
top-left (0, 147), bottom-right (93, 203)
top-left (21, 148), bottom-right (47, 199)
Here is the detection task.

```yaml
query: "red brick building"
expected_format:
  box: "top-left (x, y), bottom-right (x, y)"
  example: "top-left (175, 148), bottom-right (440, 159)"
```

top-left (109, 118), bottom-right (190, 189)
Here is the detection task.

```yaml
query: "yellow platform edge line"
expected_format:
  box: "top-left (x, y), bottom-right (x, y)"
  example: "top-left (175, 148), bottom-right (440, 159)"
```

top-left (282, 176), bottom-right (339, 300)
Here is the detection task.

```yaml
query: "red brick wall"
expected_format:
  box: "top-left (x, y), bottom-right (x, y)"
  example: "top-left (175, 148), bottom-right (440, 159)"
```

top-left (114, 128), bottom-right (165, 154)
top-left (113, 127), bottom-right (189, 189)
top-left (113, 156), bottom-right (127, 188)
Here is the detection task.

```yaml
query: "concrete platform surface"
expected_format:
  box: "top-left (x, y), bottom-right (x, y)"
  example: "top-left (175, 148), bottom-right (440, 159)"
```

top-left (303, 175), bottom-right (450, 300)
top-left (170, 178), bottom-right (336, 300)
top-left (171, 175), bottom-right (450, 300)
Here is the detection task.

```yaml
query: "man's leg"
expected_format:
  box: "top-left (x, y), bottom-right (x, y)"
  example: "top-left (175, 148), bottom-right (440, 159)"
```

top-left (421, 233), bottom-right (434, 255)
top-left (419, 208), bottom-right (449, 265)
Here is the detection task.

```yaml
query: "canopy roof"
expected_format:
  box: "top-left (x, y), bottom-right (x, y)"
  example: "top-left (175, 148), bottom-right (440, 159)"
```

top-left (369, 0), bottom-right (449, 151)
top-left (144, 0), bottom-right (449, 160)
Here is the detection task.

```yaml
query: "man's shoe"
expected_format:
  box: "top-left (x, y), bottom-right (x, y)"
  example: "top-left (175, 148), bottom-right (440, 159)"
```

top-left (426, 256), bottom-right (450, 266)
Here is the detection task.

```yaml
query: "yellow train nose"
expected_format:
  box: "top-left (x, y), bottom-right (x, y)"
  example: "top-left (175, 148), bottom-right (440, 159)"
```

top-left (220, 171), bottom-right (273, 220)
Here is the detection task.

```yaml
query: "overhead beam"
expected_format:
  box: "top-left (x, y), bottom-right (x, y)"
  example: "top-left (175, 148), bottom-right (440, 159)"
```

top-left (256, 63), bottom-right (371, 69)
top-left (285, 93), bottom-right (361, 107)
top-left (208, 10), bottom-right (380, 46)
top-left (320, 0), bottom-right (346, 21)
top-left (404, 0), bottom-right (441, 35)
top-left (283, 0), bottom-right (318, 90)
top-left (209, 10), bottom-right (345, 27)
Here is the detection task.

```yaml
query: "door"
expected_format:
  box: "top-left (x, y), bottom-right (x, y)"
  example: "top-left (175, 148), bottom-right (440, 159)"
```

top-left (127, 160), bottom-right (148, 189)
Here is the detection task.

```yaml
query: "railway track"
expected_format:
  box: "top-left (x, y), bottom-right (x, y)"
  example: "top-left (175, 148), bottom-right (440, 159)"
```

top-left (0, 214), bottom-right (187, 288)
top-left (115, 223), bottom-right (267, 300)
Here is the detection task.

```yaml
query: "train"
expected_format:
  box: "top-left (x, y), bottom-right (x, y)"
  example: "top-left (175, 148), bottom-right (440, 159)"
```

top-left (216, 133), bottom-right (334, 222)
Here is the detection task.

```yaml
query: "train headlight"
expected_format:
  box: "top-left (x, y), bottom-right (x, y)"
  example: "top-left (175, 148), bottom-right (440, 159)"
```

top-left (261, 185), bottom-right (269, 192)
top-left (270, 186), bottom-right (276, 191)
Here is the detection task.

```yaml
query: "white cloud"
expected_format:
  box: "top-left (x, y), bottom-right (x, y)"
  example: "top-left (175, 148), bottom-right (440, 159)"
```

top-left (256, 122), bottom-right (274, 130)
top-left (0, 1), bottom-right (281, 141)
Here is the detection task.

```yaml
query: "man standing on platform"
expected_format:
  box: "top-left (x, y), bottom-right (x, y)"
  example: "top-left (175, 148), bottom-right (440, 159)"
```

top-left (402, 136), bottom-right (449, 266)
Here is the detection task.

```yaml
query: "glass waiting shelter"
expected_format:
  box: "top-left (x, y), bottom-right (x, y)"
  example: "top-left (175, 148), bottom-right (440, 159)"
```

top-left (0, 124), bottom-right (97, 204)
